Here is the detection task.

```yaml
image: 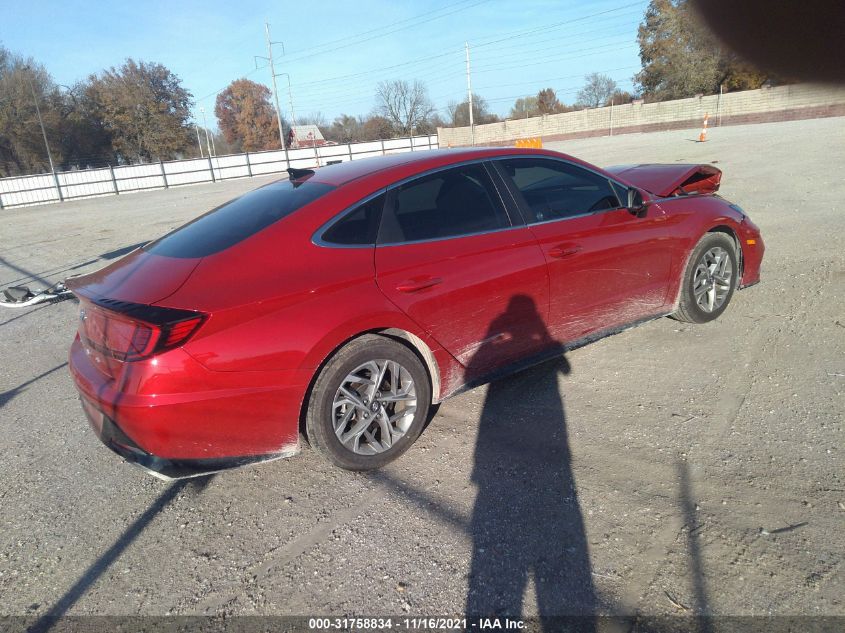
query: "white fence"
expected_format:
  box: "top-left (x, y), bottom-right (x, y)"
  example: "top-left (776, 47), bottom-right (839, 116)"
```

top-left (0, 134), bottom-right (439, 209)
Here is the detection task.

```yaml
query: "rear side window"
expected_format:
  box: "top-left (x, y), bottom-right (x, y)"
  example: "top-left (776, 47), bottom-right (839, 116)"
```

top-left (496, 158), bottom-right (621, 223)
top-left (321, 193), bottom-right (386, 245)
top-left (147, 180), bottom-right (334, 258)
top-left (379, 164), bottom-right (509, 244)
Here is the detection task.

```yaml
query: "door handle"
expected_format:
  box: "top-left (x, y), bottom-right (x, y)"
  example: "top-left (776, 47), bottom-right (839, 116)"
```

top-left (548, 244), bottom-right (581, 259)
top-left (395, 276), bottom-right (443, 293)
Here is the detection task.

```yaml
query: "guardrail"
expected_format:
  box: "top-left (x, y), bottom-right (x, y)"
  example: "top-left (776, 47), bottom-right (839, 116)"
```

top-left (0, 134), bottom-right (439, 209)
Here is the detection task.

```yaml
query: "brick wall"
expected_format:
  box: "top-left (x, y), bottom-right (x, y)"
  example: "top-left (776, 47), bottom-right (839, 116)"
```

top-left (437, 83), bottom-right (845, 147)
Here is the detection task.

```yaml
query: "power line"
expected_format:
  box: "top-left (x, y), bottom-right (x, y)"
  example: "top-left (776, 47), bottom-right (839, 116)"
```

top-left (189, 0), bottom-right (648, 125)
top-left (281, 0), bottom-right (492, 64)
top-left (471, 1), bottom-right (646, 49)
top-left (293, 29), bottom-right (642, 107)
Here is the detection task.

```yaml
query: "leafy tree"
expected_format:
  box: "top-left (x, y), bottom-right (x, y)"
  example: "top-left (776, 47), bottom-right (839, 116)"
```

top-left (509, 96), bottom-right (539, 119)
top-left (635, 0), bottom-right (769, 99)
top-left (604, 90), bottom-right (635, 106)
top-left (215, 78), bottom-right (280, 152)
top-left (360, 114), bottom-right (395, 140)
top-left (84, 58), bottom-right (193, 162)
top-left (327, 114), bottom-right (362, 143)
top-left (447, 93), bottom-right (499, 127)
top-left (537, 88), bottom-right (570, 114)
top-left (414, 112), bottom-right (446, 135)
top-left (58, 82), bottom-right (114, 168)
top-left (376, 79), bottom-right (435, 135)
top-left (576, 73), bottom-right (618, 108)
top-left (0, 48), bottom-right (65, 176)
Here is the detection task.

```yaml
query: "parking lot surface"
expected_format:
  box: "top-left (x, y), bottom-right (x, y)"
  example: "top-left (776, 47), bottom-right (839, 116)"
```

top-left (1, 118), bottom-right (843, 621)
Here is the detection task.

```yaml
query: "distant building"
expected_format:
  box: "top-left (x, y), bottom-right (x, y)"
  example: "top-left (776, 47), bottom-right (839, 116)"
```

top-left (288, 125), bottom-right (328, 148)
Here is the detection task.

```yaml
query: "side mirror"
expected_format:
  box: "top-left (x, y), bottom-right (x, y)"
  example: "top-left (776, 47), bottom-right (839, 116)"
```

top-left (627, 187), bottom-right (647, 217)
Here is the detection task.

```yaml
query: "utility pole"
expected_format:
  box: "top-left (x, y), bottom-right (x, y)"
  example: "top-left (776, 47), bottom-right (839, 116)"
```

top-left (200, 107), bottom-right (213, 157)
top-left (465, 42), bottom-right (474, 146)
top-left (265, 23), bottom-right (286, 150)
top-left (24, 68), bottom-right (62, 201)
top-left (277, 72), bottom-right (298, 129)
top-left (195, 124), bottom-right (204, 158)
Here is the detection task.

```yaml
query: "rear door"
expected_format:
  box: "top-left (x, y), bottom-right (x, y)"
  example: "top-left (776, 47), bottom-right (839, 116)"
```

top-left (493, 157), bottom-right (674, 343)
top-left (374, 162), bottom-right (550, 374)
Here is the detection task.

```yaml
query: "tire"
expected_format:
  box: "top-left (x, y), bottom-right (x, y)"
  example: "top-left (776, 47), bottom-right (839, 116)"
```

top-left (305, 334), bottom-right (432, 470)
top-left (672, 232), bottom-right (738, 324)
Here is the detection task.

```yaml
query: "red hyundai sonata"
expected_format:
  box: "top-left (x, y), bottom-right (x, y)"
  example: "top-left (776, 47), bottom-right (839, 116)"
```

top-left (68, 148), bottom-right (764, 478)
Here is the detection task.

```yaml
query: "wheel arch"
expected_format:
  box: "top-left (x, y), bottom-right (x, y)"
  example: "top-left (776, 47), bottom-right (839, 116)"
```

top-left (707, 224), bottom-right (743, 282)
top-left (297, 327), bottom-right (444, 443)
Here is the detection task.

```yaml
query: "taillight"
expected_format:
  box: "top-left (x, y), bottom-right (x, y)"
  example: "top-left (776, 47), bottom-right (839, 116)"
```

top-left (78, 298), bottom-right (206, 362)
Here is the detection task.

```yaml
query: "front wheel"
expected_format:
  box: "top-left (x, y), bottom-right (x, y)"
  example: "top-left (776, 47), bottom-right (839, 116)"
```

top-left (672, 233), bottom-right (738, 323)
top-left (305, 334), bottom-right (432, 470)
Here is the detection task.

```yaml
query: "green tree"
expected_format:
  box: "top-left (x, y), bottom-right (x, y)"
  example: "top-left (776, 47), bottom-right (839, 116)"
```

top-left (58, 82), bottom-right (114, 168)
top-left (537, 88), bottom-right (570, 114)
top-left (360, 114), bottom-right (395, 140)
top-left (215, 78), bottom-right (279, 152)
top-left (509, 96), bottom-right (539, 119)
top-left (327, 114), bottom-right (362, 143)
top-left (635, 0), bottom-right (769, 99)
top-left (84, 58), bottom-right (193, 162)
top-left (604, 90), bottom-right (635, 106)
top-left (0, 47), bottom-right (65, 176)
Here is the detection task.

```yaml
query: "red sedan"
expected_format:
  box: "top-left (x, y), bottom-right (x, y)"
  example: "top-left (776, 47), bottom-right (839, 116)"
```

top-left (67, 148), bottom-right (764, 478)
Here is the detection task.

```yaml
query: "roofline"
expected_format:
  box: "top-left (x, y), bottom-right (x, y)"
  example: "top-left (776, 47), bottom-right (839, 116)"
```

top-left (308, 147), bottom-right (578, 188)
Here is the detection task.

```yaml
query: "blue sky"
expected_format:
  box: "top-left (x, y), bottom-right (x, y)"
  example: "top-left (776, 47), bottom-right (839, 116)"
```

top-left (2, 0), bottom-right (648, 126)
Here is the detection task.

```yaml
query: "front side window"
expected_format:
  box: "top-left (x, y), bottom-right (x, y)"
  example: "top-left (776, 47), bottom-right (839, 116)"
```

top-left (496, 158), bottom-right (621, 223)
top-left (378, 164), bottom-right (510, 244)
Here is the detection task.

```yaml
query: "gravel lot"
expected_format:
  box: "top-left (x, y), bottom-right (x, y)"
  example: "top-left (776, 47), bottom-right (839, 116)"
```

top-left (1, 118), bottom-right (843, 625)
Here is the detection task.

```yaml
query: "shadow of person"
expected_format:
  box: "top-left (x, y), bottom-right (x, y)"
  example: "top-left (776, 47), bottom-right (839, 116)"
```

top-left (465, 295), bottom-right (596, 630)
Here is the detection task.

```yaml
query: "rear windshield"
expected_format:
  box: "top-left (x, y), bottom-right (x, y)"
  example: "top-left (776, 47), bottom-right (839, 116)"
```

top-left (146, 179), bottom-right (334, 258)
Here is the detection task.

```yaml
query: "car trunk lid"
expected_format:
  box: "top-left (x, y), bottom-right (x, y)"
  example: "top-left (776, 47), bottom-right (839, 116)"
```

top-left (66, 250), bottom-right (204, 379)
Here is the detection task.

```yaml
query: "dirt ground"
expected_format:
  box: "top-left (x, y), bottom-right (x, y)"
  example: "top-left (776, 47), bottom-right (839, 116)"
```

top-left (0, 118), bottom-right (843, 626)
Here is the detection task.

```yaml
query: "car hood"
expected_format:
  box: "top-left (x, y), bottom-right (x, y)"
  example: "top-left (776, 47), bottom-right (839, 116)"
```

top-left (66, 248), bottom-right (201, 306)
top-left (605, 164), bottom-right (722, 197)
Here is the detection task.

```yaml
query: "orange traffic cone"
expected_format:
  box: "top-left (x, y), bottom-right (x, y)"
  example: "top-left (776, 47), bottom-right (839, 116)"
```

top-left (698, 113), bottom-right (709, 142)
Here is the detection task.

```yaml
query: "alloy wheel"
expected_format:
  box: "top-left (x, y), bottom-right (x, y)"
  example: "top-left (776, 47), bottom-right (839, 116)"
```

top-left (693, 246), bottom-right (733, 313)
top-left (331, 359), bottom-right (417, 455)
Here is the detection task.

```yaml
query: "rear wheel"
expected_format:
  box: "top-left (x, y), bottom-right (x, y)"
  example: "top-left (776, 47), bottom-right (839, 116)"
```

top-left (673, 233), bottom-right (738, 323)
top-left (305, 334), bottom-right (431, 470)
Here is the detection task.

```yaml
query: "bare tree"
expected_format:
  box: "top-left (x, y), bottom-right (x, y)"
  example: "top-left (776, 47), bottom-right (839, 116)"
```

top-left (326, 114), bottom-right (362, 143)
top-left (576, 73), bottom-right (619, 108)
top-left (375, 79), bottom-right (435, 136)
top-left (447, 93), bottom-right (498, 127)
top-left (509, 96), bottom-right (539, 119)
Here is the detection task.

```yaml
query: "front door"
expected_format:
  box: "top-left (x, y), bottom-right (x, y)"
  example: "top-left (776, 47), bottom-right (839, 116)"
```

top-left (493, 157), bottom-right (673, 343)
top-left (374, 162), bottom-right (550, 377)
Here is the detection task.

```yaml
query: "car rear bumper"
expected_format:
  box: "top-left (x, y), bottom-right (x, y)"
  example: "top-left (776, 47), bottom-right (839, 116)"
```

top-left (69, 335), bottom-right (308, 471)
top-left (81, 404), bottom-right (297, 479)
